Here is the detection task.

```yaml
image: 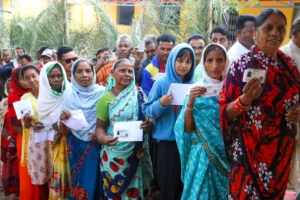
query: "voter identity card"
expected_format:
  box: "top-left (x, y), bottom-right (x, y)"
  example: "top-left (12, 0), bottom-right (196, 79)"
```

top-left (202, 83), bottom-right (222, 97)
top-left (242, 69), bottom-right (267, 84)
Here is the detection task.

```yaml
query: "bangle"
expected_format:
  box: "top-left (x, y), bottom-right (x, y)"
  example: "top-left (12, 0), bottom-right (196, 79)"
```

top-left (233, 97), bottom-right (250, 112)
top-left (186, 106), bottom-right (194, 111)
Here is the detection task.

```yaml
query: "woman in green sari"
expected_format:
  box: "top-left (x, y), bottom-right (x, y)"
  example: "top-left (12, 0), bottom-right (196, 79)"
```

top-left (96, 58), bottom-right (153, 199)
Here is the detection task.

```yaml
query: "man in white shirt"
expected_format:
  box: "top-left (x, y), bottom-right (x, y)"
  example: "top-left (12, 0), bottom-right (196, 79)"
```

top-left (281, 17), bottom-right (300, 71)
top-left (228, 15), bottom-right (256, 63)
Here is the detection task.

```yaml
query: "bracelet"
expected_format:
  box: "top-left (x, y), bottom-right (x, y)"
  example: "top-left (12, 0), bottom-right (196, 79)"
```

top-left (233, 97), bottom-right (250, 112)
top-left (186, 106), bottom-right (194, 111)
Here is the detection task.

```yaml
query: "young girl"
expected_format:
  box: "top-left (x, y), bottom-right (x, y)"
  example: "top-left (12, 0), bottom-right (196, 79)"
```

top-left (143, 43), bottom-right (195, 200)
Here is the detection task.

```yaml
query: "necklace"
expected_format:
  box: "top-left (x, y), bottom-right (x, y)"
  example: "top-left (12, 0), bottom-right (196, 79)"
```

top-left (111, 88), bottom-right (119, 96)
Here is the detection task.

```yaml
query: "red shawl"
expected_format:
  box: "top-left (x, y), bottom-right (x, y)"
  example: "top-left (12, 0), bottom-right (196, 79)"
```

top-left (219, 46), bottom-right (300, 199)
top-left (7, 68), bottom-right (30, 126)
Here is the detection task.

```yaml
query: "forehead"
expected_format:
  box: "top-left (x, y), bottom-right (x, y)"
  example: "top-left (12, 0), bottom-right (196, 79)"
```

top-left (211, 33), bottom-right (227, 39)
top-left (19, 58), bottom-right (28, 62)
top-left (260, 13), bottom-right (286, 26)
top-left (49, 67), bottom-right (62, 74)
top-left (118, 38), bottom-right (131, 46)
top-left (189, 39), bottom-right (205, 46)
top-left (206, 50), bottom-right (225, 59)
top-left (62, 51), bottom-right (77, 59)
top-left (75, 61), bottom-right (91, 70)
top-left (243, 21), bottom-right (255, 28)
top-left (24, 68), bottom-right (38, 76)
top-left (2, 51), bottom-right (9, 55)
top-left (115, 61), bottom-right (132, 70)
top-left (158, 41), bottom-right (174, 48)
top-left (16, 49), bottom-right (24, 52)
top-left (146, 42), bottom-right (156, 49)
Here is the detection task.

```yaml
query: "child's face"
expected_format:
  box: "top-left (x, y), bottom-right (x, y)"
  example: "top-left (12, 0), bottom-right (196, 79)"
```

top-left (175, 53), bottom-right (193, 81)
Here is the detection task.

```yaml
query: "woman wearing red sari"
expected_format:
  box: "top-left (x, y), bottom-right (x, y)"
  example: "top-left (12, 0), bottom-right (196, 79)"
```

top-left (7, 67), bottom-right (41, 200)
top-left (219, 9), bottom-right (300, 199)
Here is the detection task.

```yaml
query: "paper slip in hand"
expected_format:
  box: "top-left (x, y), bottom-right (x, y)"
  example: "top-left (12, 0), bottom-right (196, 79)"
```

top-left (138, 40), bottom-right (145, 53)
top-left (13, 99), bottom-right (34, 119)
top-left (167, 83), bottom-right (191, 105)
top-left (243, 69), bottom-right (266, 84)
top-left (61, 109), bottom-right (89, 131)
top-left (113, 121), bottom-right (143, 142)
top-left (35, 130), bottom-right (55, 143)
top-left (152, 73), bottom-right (165, 81)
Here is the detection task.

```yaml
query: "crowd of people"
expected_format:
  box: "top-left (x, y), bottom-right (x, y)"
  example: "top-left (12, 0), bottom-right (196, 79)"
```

top-left (0, 8), bottom-right (299, 200)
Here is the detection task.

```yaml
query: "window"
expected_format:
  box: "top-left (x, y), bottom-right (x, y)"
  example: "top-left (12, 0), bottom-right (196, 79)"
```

top-left (224, 11), bottom-right (239, 43)
top-left (117, 5), bottom-right (135, 25)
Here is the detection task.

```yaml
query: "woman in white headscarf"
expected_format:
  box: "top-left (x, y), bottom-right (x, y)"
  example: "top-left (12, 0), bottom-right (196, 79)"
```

top-left (174, 44), bottom-right (230, 199)
top-left (37, 61), bottom-right (72, 199)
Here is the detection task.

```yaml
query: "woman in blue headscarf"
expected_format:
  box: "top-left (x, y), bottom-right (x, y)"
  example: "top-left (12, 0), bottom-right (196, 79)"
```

top-left (143, 43), bottom-right (195, 200)
top-left (96, 58), bottom-right (153, 199)
top-left (174, 44), bottom-right (230, 199)
top-left (59, 59), bottom-right (105, 199)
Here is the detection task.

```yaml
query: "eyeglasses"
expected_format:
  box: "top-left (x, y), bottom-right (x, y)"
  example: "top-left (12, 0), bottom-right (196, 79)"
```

top-left (192, 46), bottom-right (204, 51)
top-left (62, 57), bottom-right (78, 64)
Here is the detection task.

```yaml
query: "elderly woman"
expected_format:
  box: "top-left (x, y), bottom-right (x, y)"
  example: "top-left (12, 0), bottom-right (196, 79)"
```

top-left (175, 44), bottom-right (230, 200)
top-left (96, 58), bottom-right (153, 199)
top-left (59, 59), bottom-right (105, 199)
top-left (219, 9), bottom-right (300, 199)
top-left (37, 61), bottom-right (72, 199)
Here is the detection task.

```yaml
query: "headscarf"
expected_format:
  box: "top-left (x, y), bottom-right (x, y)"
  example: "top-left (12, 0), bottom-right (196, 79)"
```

top-left (7, 68), bottom-right (30, 122)
top-left (197, 44), bottom-right (230, 85)
top-left (38, 61), bottom-right (71, 124)
top-left (162, 43), bottom-right (196, 85)
top-left (62, 59), bottom-right (105, 141)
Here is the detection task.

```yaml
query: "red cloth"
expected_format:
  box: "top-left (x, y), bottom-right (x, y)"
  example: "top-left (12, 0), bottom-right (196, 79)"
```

top-left (8, 68), bottom-right (30, 126)
top-left (219, 46), bottom-right (300, 199)
top-left (158, 58), bottom-right (166, 73)
top-left (37, 61), bottom-right (44, 70)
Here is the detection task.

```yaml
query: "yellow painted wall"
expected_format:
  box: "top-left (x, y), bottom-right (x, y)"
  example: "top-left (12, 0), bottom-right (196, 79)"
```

top-left (240, 0), bottom-right (300, 46)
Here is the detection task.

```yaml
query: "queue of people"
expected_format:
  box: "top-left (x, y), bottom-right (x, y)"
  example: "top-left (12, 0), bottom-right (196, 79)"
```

top-left (0, 8), bottom-right (300, 200)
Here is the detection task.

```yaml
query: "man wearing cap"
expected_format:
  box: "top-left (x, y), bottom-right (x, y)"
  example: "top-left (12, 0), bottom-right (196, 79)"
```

top-left (41, 48), bottom-right (56, 66)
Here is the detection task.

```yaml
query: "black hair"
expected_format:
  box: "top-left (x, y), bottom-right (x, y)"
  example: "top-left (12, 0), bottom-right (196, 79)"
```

top-left (255, 8), bottom-right (287, 30)
top-left (18, 54), bottom-right (32, 62)
top-left (15, 47), bottom-right (25, 53)
top-left (73, 60), bottom-right (94, 75)
top-left (187, 34), bottom-right (206, 44)
top-left (176, 48), bottom-right (195, 83)
top-left (112, 58), bottom-right (131, 71)
top-left (92, 57), bottom-right (97, 62)
top-left (157, 34), bottom-right (176, 46)
top-left (96, 47), bottom-right (110, 57)
top-left (236, 15), bottom-right (256, 30)
top-left (37, 46), bottom-right (48, 54)
top-left (57, 46), bottom-right (74, 61)
top-left (203, 44), bottom-right (227, 63)
top-left (210, 27), bottom-right (230, 40)
top-left (21, 65), bottom-right (40, 78)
